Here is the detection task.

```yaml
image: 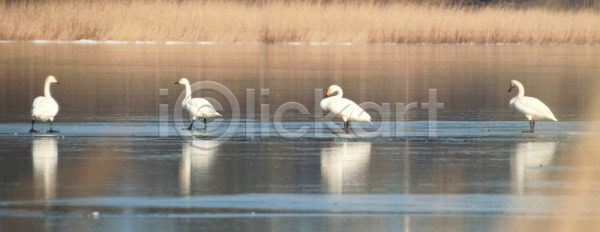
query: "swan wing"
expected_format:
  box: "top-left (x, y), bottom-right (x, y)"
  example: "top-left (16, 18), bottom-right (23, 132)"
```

top-left (185, 98), bottom-right (221, 118)
top-left (31, 97), bottom-right (59, 121)
top-left (329, 98), bottom-right (371, 122)
top-left (515, 97), bottom-right (557, 121)
top-left (32, 96), bottom-right (44, 111)
top-left (320, 97), bottom-right (331, 112)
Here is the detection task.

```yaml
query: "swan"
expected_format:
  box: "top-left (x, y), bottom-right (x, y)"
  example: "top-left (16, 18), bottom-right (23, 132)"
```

top-left (174, 78), bottom-right (222, 130)
top-left (508, 80), bottom-right (557, 133)
top-left (30, 75), bottom-right (60, 133)
top-left (320, 85), bottom-right (371, 134)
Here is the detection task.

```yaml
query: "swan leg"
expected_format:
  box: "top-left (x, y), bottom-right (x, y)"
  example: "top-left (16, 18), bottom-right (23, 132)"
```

top-left (29, 120), bottom-right (38, 133)
top-left (344, 121), bottom-right (349, 134)
top-left (523, 121), bottom-right (535, 133)
top-left (47, 121), bottom-right (59, 133)
top-left (187, 120), bottom-right (195, 130)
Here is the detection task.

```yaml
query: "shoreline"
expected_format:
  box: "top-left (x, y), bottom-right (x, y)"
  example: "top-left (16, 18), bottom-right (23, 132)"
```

top-left (2, 39), bottom-right (600, 47)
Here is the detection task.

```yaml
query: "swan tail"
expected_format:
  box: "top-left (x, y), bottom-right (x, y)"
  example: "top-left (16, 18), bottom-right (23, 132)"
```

top-left (544, 110), bottom-right (558, 121)
top-left (359, 112), bottom-right (372, 123)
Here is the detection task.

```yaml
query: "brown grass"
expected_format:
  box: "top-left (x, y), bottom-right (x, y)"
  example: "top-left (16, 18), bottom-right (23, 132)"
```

top-left (1, 1), bottom-right (600, 44)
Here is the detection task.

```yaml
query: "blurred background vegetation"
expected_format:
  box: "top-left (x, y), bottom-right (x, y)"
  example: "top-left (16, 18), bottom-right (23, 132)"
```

top-left (3, 0), bottom-right (600, 10)
top-left (2, 0), bottom-right (598, 43)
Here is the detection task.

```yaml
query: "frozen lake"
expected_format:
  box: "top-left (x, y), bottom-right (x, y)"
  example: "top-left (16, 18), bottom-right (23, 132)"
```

top-left (1, 43), bottom-right (600, 231)
top-left (1, 123), bottom-right (599, 231)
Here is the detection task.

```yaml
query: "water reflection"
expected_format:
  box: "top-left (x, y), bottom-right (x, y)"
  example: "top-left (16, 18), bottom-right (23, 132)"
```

top-left (179, 141), bottom-right (220, 196)
top-left (320, 142), bottom-right (371, 193)
top-left (32, 137), bottom-right (58, 200)
top-left (1, 44), bottom-right (598, 123)
top-left (510, 142), bottom-right (557, 195)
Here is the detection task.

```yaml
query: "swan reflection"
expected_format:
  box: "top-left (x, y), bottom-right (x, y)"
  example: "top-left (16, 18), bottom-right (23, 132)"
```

top-left (179, 140), bottom-right (220, 196)
top-left (511, 142), bottom-right (557, 194)
top-left (32, 137), bottom-right (58, 200)
top-left (321, 142), bottom-right (372, 193)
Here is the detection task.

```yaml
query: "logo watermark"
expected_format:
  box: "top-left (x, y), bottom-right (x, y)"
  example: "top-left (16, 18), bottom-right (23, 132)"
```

top-left (161, 81), bottom-right (444, 148)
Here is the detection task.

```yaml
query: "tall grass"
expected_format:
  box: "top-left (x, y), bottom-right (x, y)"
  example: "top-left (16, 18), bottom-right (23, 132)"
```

top-left (1, 0), bottom-right (599, 44)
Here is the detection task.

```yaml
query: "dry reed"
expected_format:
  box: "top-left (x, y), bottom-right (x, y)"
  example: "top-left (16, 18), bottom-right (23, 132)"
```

top-left (1, 1), bottom-right (599, 44)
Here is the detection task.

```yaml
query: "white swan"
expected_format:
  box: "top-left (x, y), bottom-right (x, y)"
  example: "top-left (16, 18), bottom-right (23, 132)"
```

top-left (30, 75), bottom-right (60, 133)
top-left (508, 80), bottom-right (558, 133)
top-left (320, 85), bottom-right (371, 134)
top-left (175, 78), bottom-right (222, 130)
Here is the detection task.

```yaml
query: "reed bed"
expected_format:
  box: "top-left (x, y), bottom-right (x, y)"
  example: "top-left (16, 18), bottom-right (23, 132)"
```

top-left (1, 1), bottom-right (599, 44)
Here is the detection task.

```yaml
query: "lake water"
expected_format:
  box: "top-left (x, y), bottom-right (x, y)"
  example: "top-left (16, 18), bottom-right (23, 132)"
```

top-left (1, 42), bottom-right (600, 231)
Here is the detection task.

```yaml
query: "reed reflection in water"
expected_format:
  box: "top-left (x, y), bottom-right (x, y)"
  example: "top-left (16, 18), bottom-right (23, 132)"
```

top-left (1, 44), bottom-right (598, 123)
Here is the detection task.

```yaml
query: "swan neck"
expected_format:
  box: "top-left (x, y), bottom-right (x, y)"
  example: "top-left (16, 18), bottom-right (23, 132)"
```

top-left (516, 83), bottom-right (524, 98)
top-left (44, 79), bottom-right (52, 98)
top-left (331, 89), bottom-right (343, 99)
top-left (184, 83), bottom-right (192, 100)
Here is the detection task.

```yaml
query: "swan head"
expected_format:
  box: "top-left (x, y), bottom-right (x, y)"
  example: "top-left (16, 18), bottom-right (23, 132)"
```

top-left (326, 85), bottom-right (343, 97)
top-left (508, 80), bottom-right (522, 92)
top-left (46, 75), bottom-right (60, 85)
top-left (174, 78), bottom-right (190, 85)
